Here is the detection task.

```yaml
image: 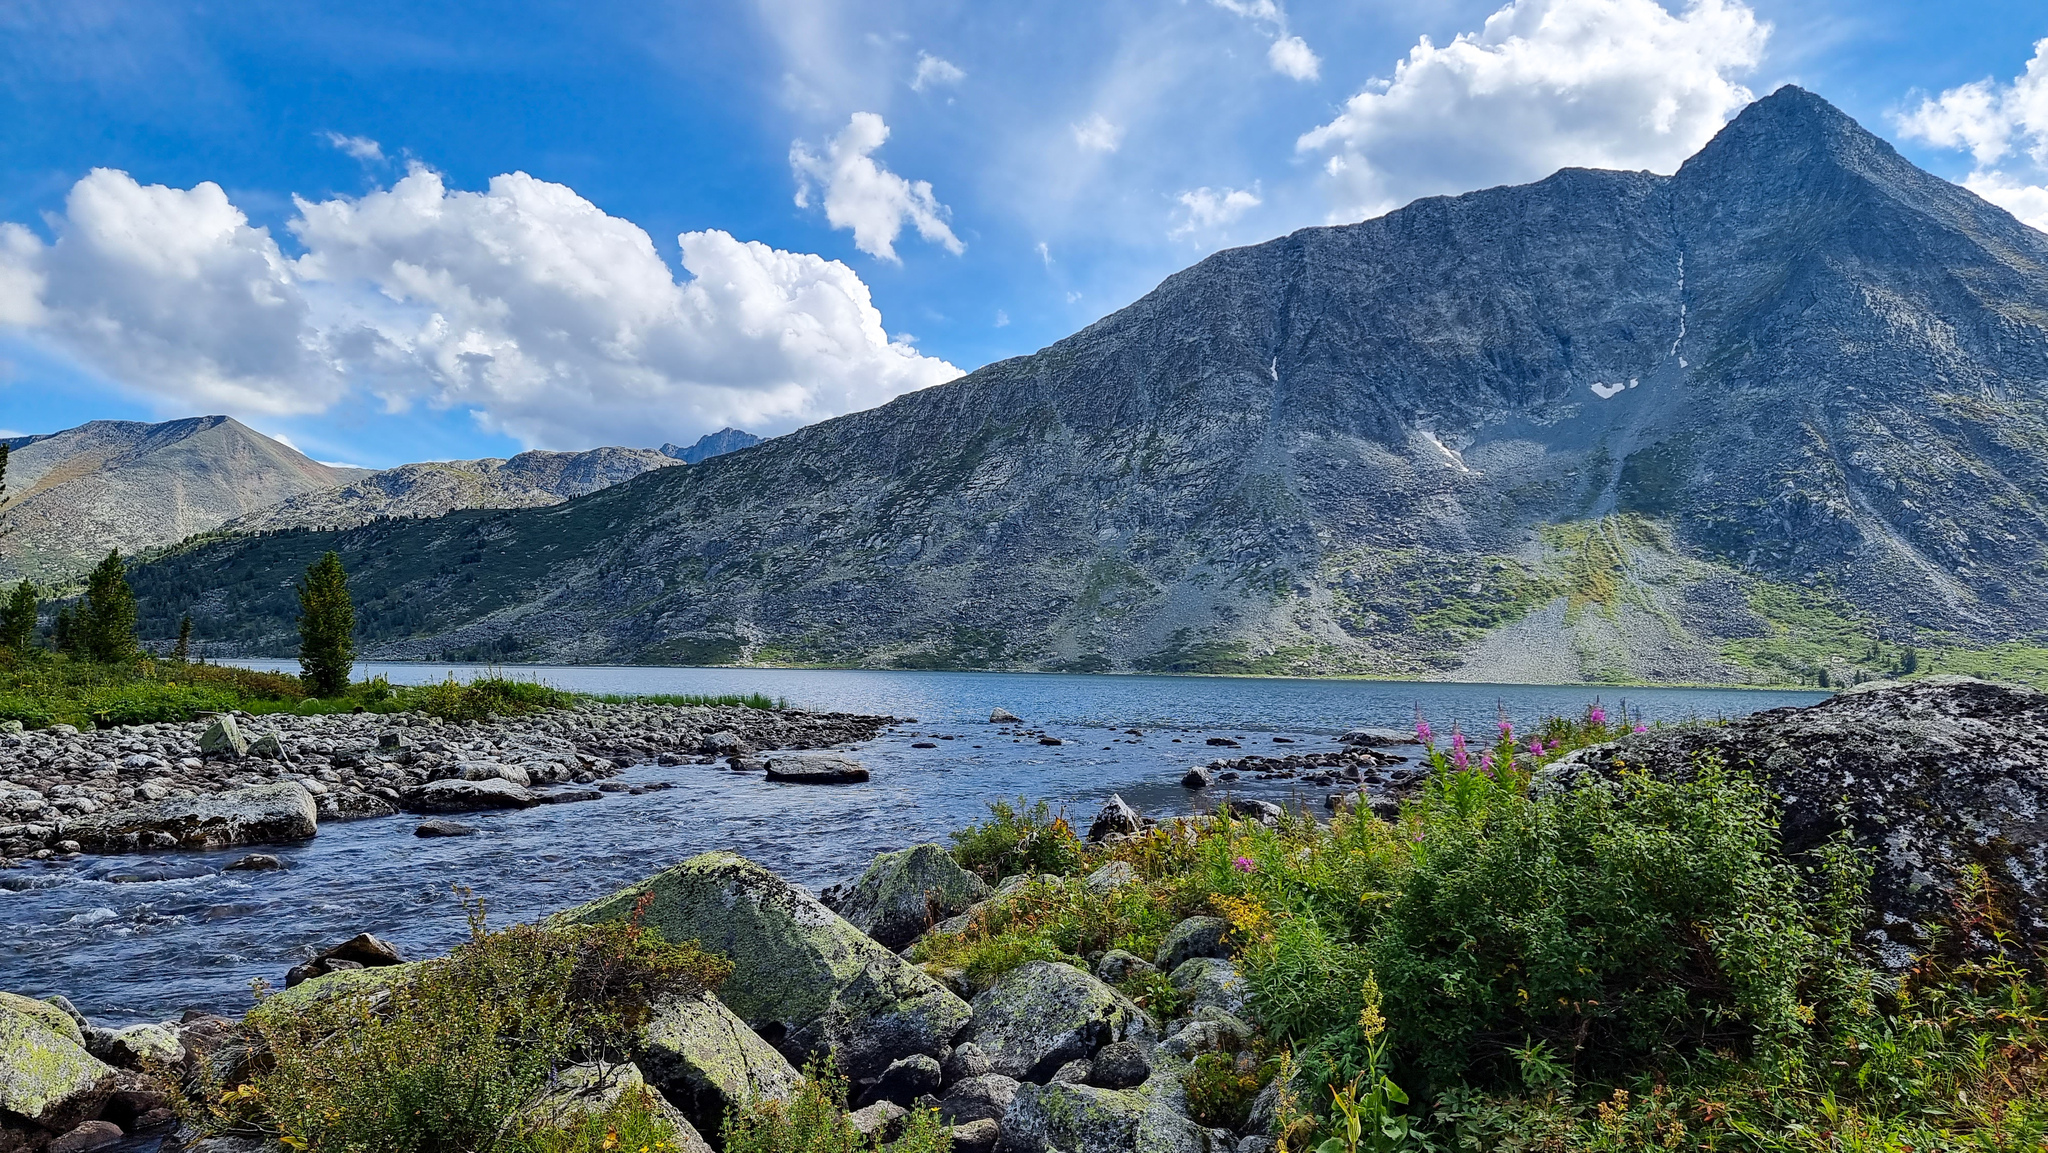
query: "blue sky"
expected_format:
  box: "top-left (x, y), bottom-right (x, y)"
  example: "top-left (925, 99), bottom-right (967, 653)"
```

top-left (4, 0), bottom-right (2048, 467)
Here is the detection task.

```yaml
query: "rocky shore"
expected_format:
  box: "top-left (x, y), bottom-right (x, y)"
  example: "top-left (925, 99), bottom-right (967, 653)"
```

top-left (0, 703), bottom-right (890, 863)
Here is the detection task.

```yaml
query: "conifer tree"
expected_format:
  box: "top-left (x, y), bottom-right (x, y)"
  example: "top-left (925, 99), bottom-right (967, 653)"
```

top-left (0, 442), bottom-right (9, 504)
top-left (173, 614), bottom-right (193, 662)
top-left (52, 605), bottom-right (74, 654)
top-left (81, 549), bottom-right (138, 663)
top-left (298, 551), bottom-right (355, 697)
top-left (0, 580), bottom-right (35, 652)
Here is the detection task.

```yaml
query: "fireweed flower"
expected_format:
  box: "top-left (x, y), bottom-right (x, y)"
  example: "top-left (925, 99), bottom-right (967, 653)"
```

top-left (1589, 704), bottom-right (1608, 726)
top-left (1634, 724), bottom-right (1648, 733)
top-left (1497, 719), bottom-right (1513, 738)
top-left (1415, 718), bottom-right (1433, 746)
top-left (1450, 730), bottom-right (1469, 769)
top-left (1232, 856), bottom-right (1257, 873)
top-left (1529, 738), bottom-right (1543, 758)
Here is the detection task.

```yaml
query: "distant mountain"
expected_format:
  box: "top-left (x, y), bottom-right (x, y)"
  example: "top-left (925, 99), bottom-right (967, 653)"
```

top-left (220, 448), bottom-right (677, 534)
top-left (660, 428), bottom-right (762, 464)
top-left (0, 417), bottom-right (370, 583)
top-left (127, 89), bottom-right (2048, 684)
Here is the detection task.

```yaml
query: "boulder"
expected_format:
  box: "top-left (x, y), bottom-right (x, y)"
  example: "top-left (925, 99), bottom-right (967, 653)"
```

top-left (997, 1081), bottom-right (1209, 1153)
top-left (1087, 1041), bottom-right (1150, 1090)
top-left (0, 991), bottom-right (117, 1137)
top-left (1179, 769), bottom-right (1210, 789)
top-left (634, 991), bottom-right (801, 1138)
top-left (1215, 799), bottom-right (1283, 824)
top-left (963, 962), bottom-right (1155, 1083)
top-left (989, 709), bottom-right (1022, 724)
top-left (457, 761), bottom-right (532, 787)
top-left (47, 1120), bottom-right (124, 1153)
top-left (937, 1073), bottom-right (1020, 1125)
top-left (1087, 796), bottom-right (1143, 843)
top-left (224, 853), bottom-right (282, 870)
top-left (943, 1041), bottom-right (992, 1083)
top-left (1169, 958), bottom-right (1246, 1019)
top-left (87, 1023), bottom-right (182, 1070)
top-left (552, 851), bottom-right (971, 1079)
top-left (1339, 727), bottom-right (1418, 747)
top-left (414, 819), bottom-right (477, 837)
top-left (764, 753), bottom-right (870, 784)
top-left (847, 1100), bottom-right (908, 1141)
top-left (399, 778), bottom-right (537, 812)
top-left (198, 716), bottom-right (248, 757)
top-left (1158, 1009), bottom-right (1255, 1059)
top-left (823, 844), bottom-right (990, 949)
top-left (509, 1060), bottom-right (712, 1153)
top-left (1084, 862), bottom-right (1137, 894)
top-left (247, 733), bottom-right (283, 760)
top-left (952, 1118), bottom-right (1001, 1153)
top-left (1155, 917), bottom-right (1231, 971)
top-left (861, 1053), bottom-right (941, 1107)
top-left (1540, 677), bottom-right (2048, 963)
top-left (702, 730), bottom-right (749, 756)
top-left (67, 783), bottom-right (317, 853)
top-left (1095, 950), bottom-right (1154, 985)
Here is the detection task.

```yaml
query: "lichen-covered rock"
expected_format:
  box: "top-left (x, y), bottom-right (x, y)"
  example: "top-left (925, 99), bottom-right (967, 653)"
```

top-left (938, 1073), bottom-right (1020, 1125)
top-left (823, 844), bottom-right (990, 949)
top-left (198, 716), bottom-right (248, 758)
top-left (86, 1023), bottom-right (182, 1071)
top-left (1169, 957), bottom-right (1246, 1019)
top-left (635, 991), bottom-right (801, 1138)
top-left (996, 1081), bottom-right (1212, 1153)
top-left (1154, 917), bottom-right (1230, 971)
top-left (964, 962), bottom-right (1155, 1083)
top-left (509, 1060), bottom-right (712, 1153)
top-left (553, 851), bottom-right (970, 1079)
top-left (1087, 1041), bottom-right (1151, 1090)
top-left (1541, 677), bottom-right (2048, 963)
top-left (63, 782), bottom-right (317, 853)
top-left (0, 991), bottom-right (118, 1136)
top-left (1084, 861), bottom-right (1137, 894)
top-left (1096, 950), bottom-right (1154, 984)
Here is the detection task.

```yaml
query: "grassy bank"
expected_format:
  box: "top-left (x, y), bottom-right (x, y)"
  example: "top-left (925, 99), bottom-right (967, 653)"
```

top-left (920, 713), bottom-right (2048, 1151)
top-left (0, 652), bottom-right (786, 730)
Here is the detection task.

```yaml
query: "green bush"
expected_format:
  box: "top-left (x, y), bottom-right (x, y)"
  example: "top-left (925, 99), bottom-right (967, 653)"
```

top-left (949, 797), bottom-right (1085, 883)
top-left (1184, 1051), bottom-right (1274, 1130)
top-left (402, 675), bottom-right (574, 722)
top-left (497, 1087), bottom-right (695, 1153)
top-left (721, 1057), bottom-right (951, 1153)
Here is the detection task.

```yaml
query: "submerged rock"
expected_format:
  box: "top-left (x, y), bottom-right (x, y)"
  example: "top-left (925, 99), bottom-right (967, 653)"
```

top-left (552, 851), bottom-right (970, 1079)
top-left (64, 782), bottom-right (318, 853)
top-left (822, 844), bottom-right (990, 949)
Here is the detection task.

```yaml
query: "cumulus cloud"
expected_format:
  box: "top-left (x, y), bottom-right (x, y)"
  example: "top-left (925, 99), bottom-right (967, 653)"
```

top-left (1071, 114), bottom-right (1124, 153)
top-left (1297, 0), bottom-right (1767, 221)
top-left (1896, 39), bottom-right (2048, 230)
top-left (1171, 184), bottom-right (1263, 238)
top-left (323, 132), bottom-right (385, 163)
top-left (910, 51), bottom-right (965, 92)
top-left (1211, 0), bottom-right (1320, 82)
top-left (0, 166), bottom-right (962, 448)
top-left (791, 112), bottom-right (964, 262)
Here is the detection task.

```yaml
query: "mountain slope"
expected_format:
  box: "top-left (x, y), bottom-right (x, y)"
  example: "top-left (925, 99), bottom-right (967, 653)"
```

top-left (0, 418), bottom-right (370, 582)
top-left (220, 447), bottom-right (677, 533)
top-left (129, 89), bottom-right (2048, 683)
top-left (661, 428), bottom-right (763, 464)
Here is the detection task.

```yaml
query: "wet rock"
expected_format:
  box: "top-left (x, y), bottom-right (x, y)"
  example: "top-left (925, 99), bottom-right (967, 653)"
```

top-left (0, 990), bottom-right (117, 1137)
top-left (997, 1081), bottom-right (1208, 1153)
top-left (66, 782), bottom-right (318, 853)
top-left (636, 990), bottom-right (801, 1138)
top-left (912, 742), bottom-right (939, 749)
top-left (552, 851), bottom-right (970, 1080)
top-left (48, 1119), bottom-right (124, 1153)
top-left (1087, 1041), bottom-right (1150, 1090)
top-left (822, 844), bottom-right (990, 949)
top-left (400, 778), bottom-right (537, 812)
top-left (224, 853), bottom-right (282, 870)
top-left (198, 716), bottom-right (248, 758)
top-left (510, 1060), bottom-right (712, 1153)
top-left (963, 962), bottom-right (1155, 1083)
top-left (414, 819), bottom-right (477, 837)
top-left (938, 1073), bottom-right (1020, 1125)
top-left (1086, 795), bottom-right (1143, 843)
top-left (1205, 737), bottom-right (1240, 748)
top-left (1180, 769), bottom-right (1211, 789)
top-left (534, 788), bottom-right (603, 805)
top-left (1155, 917), bottom-right (1230, 971)
top-left (764, 752), bottom-right (870, 784)
top-left (989, 709), bottom-right (1022, 724)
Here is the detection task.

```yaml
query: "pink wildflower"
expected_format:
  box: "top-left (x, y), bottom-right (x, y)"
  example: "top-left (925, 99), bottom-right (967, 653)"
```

top-left (1588, 704), bottom-right (1608, 727)
top-left (1480, 751), bottom-right (1495, 774)
top-left (1634, 723), bottom-right (1648, 733)
top-left (1497, 719), bottom-right (1513, 738)
top-left (1529, 738), bottom-right (1543, 758)
top-left (1415, 718), bottom-right (1433, 746)
top-left (1232, 856), bottom-right (1257, 873)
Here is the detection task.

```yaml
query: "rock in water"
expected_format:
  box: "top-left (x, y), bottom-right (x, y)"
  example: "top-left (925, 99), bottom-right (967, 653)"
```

top-left (67, 782), bottom-right (317, 853)
top-left (634, 991), bottom-right (802, 1138)
top-left (1340, 727), bottom-right (1418, 747)
top-left (198, 715), bottom-right (248, 758)
top-left (551, 851), bottom-right (971, 1079)
top-left (1179, 769), bottom-right (1210, 790)
top-left (1086, 795), bottom-right (1142, 843)
top-left (399, 778), bottom-right (538, 812)
top-left (1541, 677), bottom-right (2048, 963)
top-left (414, 819), bottom-right (477, 837)
top-left (963, 962), bottom-right (1154, 1083)
top-left (989, 708), bottom-right (1022, 724)
top-left (823, 844), bottom-right (991, 949)
top-left (0, 991), bottom-right (118, 1138)
top-left (763, 752), bottom-right (870, 784)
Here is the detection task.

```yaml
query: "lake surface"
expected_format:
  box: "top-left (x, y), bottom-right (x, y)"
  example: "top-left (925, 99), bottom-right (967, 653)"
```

top-left (1, 666), bottom-right (1825, 1024)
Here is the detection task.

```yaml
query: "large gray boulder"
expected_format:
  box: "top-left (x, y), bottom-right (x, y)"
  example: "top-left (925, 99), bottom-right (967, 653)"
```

top-left (964, 962), bottom-right (1155, 1083)
top-left (1154, 917), bottom-right (1230, 971)
top-left (997, 1081), bottom-right (1212, 1153)
top-left (66, 782), bottom-right (317, 852)
top-left (938, 1073), bottom-right (1020, 1125)
top-left (509, 1060), bottom-right (712, 1153)
top-left (552, 851), bottom-right (970, 1079)
top-left (764, 752), bottom-right (870, 784)
top-left (0, 991), bottom-right (118, 1139)
top-left (635, 991), bottom-right (802, 1139)
top-left (1168, 957), bottom-right (1246, 1019)
top-left (399, 778), bottom-right (537, 812)
top-left (823, 844), bottom-right (990, 949)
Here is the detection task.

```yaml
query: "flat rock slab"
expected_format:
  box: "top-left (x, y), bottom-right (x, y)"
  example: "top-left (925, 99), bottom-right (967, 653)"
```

top-left (765, 752), bottom-right (870, 784)
top-left (66, 782), bottom-right (317, 853)
top-left (400, 778), bottom-right (538, 813)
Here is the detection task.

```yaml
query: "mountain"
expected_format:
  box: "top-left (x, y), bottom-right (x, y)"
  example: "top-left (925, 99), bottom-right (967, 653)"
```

top-left (661, 428), bottom-right (763, 464)
top-left (219, 447), bottom-right (678, 534)
top-left (0, 417), bottom-right (370, 583)
top-left (127, 89), bottom-right (2048, 683)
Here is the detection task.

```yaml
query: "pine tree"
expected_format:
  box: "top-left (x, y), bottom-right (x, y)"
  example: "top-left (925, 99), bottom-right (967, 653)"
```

top-left (0, 442), bottom-right (9, 504)
top-left (298, 551), bottom-right (355, 697)
top-left (52, 605), bottom-right (74, 654)
top-left (173, 614), bottom-right (193, 662)
top-left (81, 549), bottom-right (138, 663)
top-left (0, 580), bottom-right (35, 652)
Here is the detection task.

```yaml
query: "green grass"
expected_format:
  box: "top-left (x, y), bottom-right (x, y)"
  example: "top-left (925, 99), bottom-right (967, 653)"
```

top-left (1914, 641), bottom-right (2048, 689)
top-left (1722, 580), bottom-right (1912, 687)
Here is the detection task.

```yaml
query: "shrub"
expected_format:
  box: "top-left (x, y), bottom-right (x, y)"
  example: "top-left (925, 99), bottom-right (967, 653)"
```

top-left (402, 675), bottom-right (573, 722)
top-left (1184, 1051), bottom-right (1273, 1129)
top-left (721, 1057), bottom-right (951, 1153)
top-left (950, 798), bottom-right (1085, 883)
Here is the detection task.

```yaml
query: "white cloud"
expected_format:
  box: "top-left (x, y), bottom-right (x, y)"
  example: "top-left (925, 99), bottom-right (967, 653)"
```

top-left (0, 166), bottom-right (962, 449)
top-left (790, 112), bottom-right (964, 262)
top-left (994, 309), bottom-right (1009, 327)
top-left (1211, 0), bottom-right (1282, 20)
top-left (1171, 184), bottom-right (1263, 238)
top-left (1297, 0), bottom-right (1767, 220)
top-left (1034, 241), bottom-right (1052, 266)
top-left (323, 132), bottom-right (385, 163)
top-left (911, 51), bottom-right (965, 92)
top-left (1896, 39), bottom-right (2048, 230)
top-left (1071, 114), bottom-right (1124, 153)
top-left (1268, 36), bottom-right (1320, 81)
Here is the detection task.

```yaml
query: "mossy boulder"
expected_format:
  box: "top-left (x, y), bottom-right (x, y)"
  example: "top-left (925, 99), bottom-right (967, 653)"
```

top-left (509, 1060), bottom-right (713, 1153)
top-left (823, 844), bottom-right (990, 949)
top-left (635, 991), bottom-right (802, 1139)
top-left (996, 1081), bottom-right (1211, 1153)
top-left (964, 962), bottom-right (1155, 1083)
top-left (552, 851), bottom-right (971, 1079)
top-left (1154, 917), bottom-right (1230, 971)
top-left (0, 991), bottom-right (118, 1136)
top-left (1167, 958), bottom-right (1245, 1019)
